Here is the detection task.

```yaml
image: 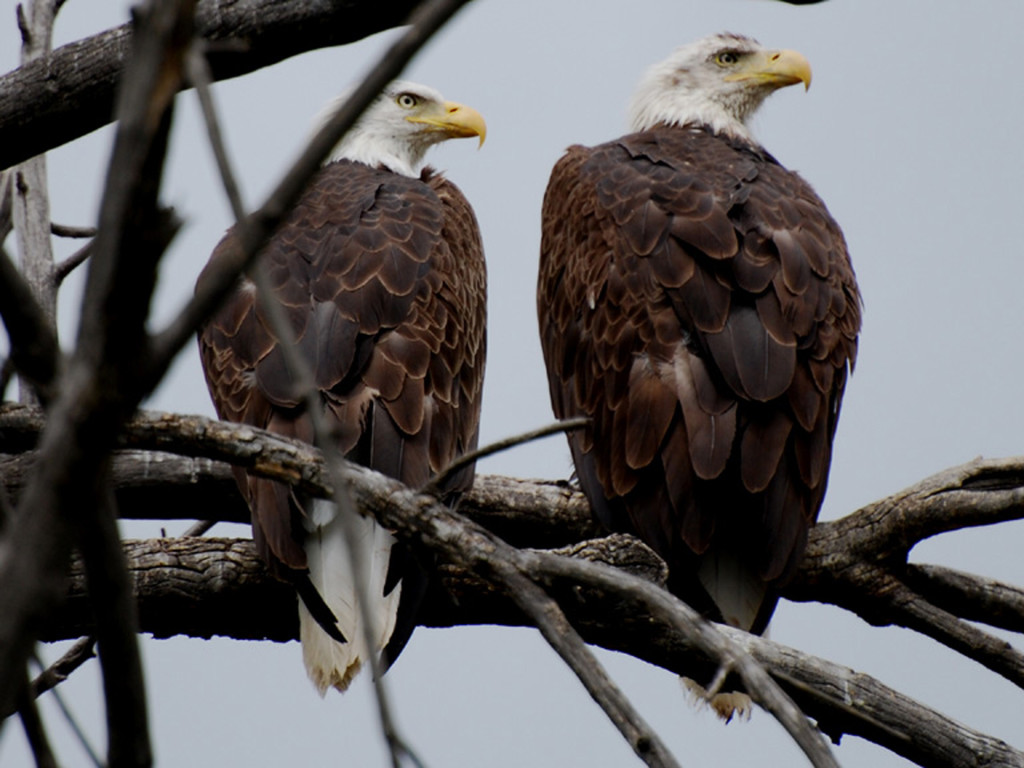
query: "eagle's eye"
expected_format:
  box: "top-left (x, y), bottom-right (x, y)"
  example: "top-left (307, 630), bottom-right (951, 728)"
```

top-left (396, 93), bottom-right (419, 109)
top-left (714, 51), bottom-right (740, 66)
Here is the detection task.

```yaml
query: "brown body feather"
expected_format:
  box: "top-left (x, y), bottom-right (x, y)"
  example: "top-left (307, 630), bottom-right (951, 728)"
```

top-left (198, 159), bottom-right (486, 662)
top-left (538, 125), bottom-right (859, 632)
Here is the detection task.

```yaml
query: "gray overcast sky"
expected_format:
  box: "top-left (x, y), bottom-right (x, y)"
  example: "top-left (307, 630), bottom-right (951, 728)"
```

top-left (3, 1), bottom-right (1024, 766)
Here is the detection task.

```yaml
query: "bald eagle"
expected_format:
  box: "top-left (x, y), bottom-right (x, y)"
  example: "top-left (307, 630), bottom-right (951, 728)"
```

top-left (198, 82), bottom-right (487, 694)
top-left (538, 34), bottom-right (861, 637)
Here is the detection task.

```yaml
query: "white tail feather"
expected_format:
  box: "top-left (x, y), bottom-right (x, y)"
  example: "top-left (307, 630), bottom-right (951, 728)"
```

top-left (697, 548), bottom-right (767, 633)
top-left (299, 500), bottom-right (401, 695)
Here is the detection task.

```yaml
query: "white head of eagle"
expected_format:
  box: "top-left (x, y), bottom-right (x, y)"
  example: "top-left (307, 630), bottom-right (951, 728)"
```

top-left (629, 33), bottom-right (812, 143)
top-left (318, 81), bottom-right (487, 177)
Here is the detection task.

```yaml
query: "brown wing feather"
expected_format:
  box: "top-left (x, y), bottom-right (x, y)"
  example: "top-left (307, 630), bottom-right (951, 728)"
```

top-left (539, 126), bottom-right (860, 632)
top-left (198, 161), bottom-right (486, 575)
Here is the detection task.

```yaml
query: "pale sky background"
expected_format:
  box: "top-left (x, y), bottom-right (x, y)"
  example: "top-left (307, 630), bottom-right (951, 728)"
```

top-left (2, 1), bottom-right (1024, 766)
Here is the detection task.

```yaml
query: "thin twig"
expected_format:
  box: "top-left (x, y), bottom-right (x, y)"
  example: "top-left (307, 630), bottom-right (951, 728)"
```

top-left (31, 636), bottom-right (96, 701)
top-left (34, 656), bottom-right (105, 768)
top-left (189, 39), bottom-right (418, 768)
top-left (0, 636), bottom-right (98, 719)
top-left (525, 550), bottom-right (839, 768)
top-left (248, 252), bottom-right (423, 768)
top-left (54, 239), bottom-right (94, 286)
top-left (185, 47), bottom-right (247, 218)
top-left (495, 559), bottom-right (682, 767)
top-left (50, 223), bottom-right (97, 238)
top-left (0, 170), bottom-right (13, 243)
top-left (17, 671), bottom-right (58, 768)
top-left (15, 3), bottom-right (29, 46)
top-left (182, 519), bottom-right (216, 537)
top-left (423, 416), bottom-right (589, 496)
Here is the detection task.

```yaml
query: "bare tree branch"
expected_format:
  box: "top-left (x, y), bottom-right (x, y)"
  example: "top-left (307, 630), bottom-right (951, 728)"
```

top-left (36, 405), bottom-right (839, 762)
top-left (423, 416), bottom-right (590, 495)
top-left (31, 638), bottom-right (96, 709)
top-left (50, 224), bottom-right (97, 238)
top-left (11, 0), bottom-right (58, 406)
top-left (518, 544), bottom-right (838, 767)
top-left (15, 672), bottom-right (58, 768)
top-left (30, 532), bottom-right (1020, 768)
top-left (788, 458), bottom-right (1024, 690)
top-left (6, 404), bottom-right (1024, 764)
top-left (32, 660), bottom-right (104, 768)
top-left (907, 564), bottom-right (1024, 633)
top-left (0, 170), bottom-right (13, 244)
top-left (53, 240), bottom-right (93, 286)
top-left (493, 560), bottom-right (685, 768)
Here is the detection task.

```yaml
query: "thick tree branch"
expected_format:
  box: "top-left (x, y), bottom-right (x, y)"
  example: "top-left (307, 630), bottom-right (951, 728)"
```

top-left (34, 535), bottom-right (1022, 768)
top-left (3, 409), bottom-right (1024, 765)
top-left (1, 404), bottom-right (838, 762)
top-left (0, 0), bottom-right (430, 170)
top-left (8, 0), bottom-right (58, 408)
top-left (907, 564), bottom-right (1024, 633)
top-left (848, 569), bottom-right (1024, 688)
top-left (787, 457), bottom-right (1024, 688)
top-left (10, 0), bottom-right (57, 361)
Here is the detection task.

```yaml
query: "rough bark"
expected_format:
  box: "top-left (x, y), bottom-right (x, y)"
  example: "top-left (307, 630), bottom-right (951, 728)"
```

top-left (36, 535), bottom-right (1024, 768)
top-left (10, 0), bottom-right (58, 404)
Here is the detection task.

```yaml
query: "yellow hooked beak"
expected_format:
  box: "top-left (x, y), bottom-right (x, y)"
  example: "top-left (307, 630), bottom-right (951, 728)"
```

top-left (407, 101), bottom-right (487, 147)
top-left (724, 49), bottom-right (812, 91)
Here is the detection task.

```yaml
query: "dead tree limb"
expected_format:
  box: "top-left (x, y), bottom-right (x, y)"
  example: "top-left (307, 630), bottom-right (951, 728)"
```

top-left (31, 533), bottom-right (1024, 768)
top-left (4, 404), bottom-right (1024, 766)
